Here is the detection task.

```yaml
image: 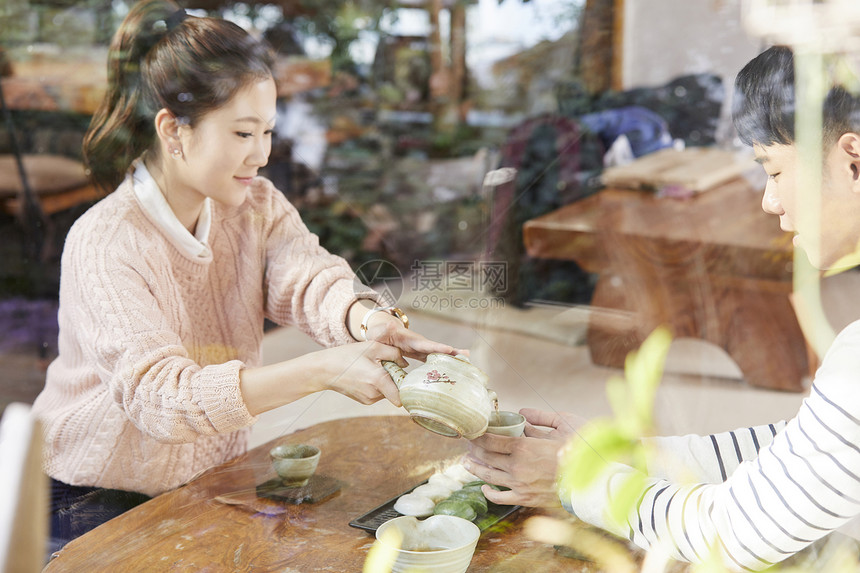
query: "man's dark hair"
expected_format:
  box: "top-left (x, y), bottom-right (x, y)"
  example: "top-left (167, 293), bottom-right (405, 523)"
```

top-left (733, 45), bottom-right (860, 148)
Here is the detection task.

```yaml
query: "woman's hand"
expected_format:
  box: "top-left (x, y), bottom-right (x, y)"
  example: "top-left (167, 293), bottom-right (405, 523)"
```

top-left (348, 300), bottom-right (466, 361)
top-left (363, 314), bottom-right (466, 361)
top-left (310, 341), bottom-right (408, 406)
top-left (239, 340), bottom-right (409, 415)
top-left (463, 408), bottom-right (583, 508)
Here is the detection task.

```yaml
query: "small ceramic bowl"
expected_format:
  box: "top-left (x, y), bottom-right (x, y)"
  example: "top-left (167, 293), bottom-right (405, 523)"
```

top-left (269, 444), bottom-right (321, 487)
top-left (373, 515), bottom-right (480, 573)
top-left (485, 410), bottom-right (526, 437)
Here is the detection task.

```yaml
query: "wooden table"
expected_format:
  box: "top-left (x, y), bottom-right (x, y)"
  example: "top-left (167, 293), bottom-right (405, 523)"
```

top-left (43, 416), bottom-right (601, 572)
top-left (523, 179), bottom-right (808, 392)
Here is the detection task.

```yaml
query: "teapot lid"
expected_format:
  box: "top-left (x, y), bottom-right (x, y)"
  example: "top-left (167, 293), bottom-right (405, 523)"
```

top-left (428, 352), bottom-right (471, 363)
top-left (427, 352), bottom-right (487, 383)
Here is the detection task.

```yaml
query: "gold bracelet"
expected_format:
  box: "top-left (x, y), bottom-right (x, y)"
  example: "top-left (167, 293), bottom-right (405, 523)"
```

top-left (359, 306), bottom-right (409, 341)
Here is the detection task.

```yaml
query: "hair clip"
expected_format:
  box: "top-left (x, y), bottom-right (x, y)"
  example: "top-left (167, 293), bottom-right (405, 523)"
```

top-left (166, 8), bottom-right (187, 31)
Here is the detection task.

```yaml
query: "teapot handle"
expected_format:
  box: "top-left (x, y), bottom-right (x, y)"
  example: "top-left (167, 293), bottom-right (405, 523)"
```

top-left (381, 360), bottom-right (407, 388)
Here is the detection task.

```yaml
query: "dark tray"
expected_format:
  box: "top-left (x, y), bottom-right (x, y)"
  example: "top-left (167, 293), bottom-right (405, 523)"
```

top-left (349, 480), bottom-right (520, 533)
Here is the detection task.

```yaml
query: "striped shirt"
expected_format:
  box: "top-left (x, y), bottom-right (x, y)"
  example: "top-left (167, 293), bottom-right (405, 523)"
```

top-left (561, 319), bottom-right (860, 571)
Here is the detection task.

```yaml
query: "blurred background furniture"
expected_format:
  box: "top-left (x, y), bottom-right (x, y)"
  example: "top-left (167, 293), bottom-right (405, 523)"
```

top-left (0, 73), bottom-right (98, 262)
top-left (0, 154), bottom-right (97, 220)
top-left (523, 176), bottom-right (808, 392)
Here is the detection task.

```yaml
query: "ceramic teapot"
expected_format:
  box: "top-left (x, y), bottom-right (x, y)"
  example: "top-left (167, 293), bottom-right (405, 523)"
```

top-left (382, 354), bottom-right (497, 439)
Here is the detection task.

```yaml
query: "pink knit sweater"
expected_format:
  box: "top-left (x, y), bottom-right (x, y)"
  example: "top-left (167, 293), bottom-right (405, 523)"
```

top-left (32, 175), bottom-right (372, 496)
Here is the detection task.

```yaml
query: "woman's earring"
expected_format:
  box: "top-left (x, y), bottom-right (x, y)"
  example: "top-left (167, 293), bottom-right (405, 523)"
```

top-left (171, 148), bottom-right (183, 159)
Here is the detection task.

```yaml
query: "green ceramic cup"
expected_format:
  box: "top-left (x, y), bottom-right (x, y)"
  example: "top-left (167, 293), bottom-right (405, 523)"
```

top-left (269, 444), bottom-right (321, 487)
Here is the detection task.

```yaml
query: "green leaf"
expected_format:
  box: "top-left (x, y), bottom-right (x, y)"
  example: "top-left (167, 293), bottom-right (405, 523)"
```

top-left (559, 421), bottom-right (633, 491)
top-left (607, 472), bottom-right (648, 527)
top-left (606, 375), bottom-right (638, 436)
top-left (622, 326), bottom-right (672, 432)
top-left (557, 326), bottom-right (674, 540)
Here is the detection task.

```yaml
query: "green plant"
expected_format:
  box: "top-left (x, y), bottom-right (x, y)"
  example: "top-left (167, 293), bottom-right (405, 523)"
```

top-left (291, 0), bottom-right (394, 74)
top-left (559, 326), bottom-right (670, 526)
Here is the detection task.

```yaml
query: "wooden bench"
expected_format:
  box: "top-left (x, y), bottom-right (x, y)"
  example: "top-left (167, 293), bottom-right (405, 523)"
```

top-left (523, 178), bottom-right (808, 392)
top-left (0, 154), bottom-right (99, 218)
top-left (0, 154), bottom-right (100, 261)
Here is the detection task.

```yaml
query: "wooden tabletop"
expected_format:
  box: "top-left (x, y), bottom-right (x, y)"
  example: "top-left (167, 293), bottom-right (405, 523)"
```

top-left (527, 179), bottom-right (782, 248)
top-left (523, 178), bottom-right (794, 281)
top-left (43, 415), bottom-right (605, 572)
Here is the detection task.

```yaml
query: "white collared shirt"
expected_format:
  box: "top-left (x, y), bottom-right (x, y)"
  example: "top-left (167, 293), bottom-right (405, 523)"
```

top-left (132, 162), bottom-right (212, 258)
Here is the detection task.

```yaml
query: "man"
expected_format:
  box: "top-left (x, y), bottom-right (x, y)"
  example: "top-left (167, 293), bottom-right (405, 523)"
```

top-left (465, 46), bottom-right (860, 571)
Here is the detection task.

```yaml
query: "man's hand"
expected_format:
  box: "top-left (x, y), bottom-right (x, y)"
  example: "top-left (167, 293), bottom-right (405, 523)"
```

top-left (464, 409), bottom-right (583, 507)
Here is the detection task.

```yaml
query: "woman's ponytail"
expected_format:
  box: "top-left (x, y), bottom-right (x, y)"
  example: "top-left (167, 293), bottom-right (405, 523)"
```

top-left (83, 0), bottom-right (274, 194)
top-left (83, 0), bottom-right (181, 194)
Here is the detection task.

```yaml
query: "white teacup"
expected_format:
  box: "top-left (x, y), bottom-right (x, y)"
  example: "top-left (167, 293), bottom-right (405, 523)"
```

top-left (373, 515), bottom-right (480, 573)
top-left (485, 411), bottom-right (526, 437)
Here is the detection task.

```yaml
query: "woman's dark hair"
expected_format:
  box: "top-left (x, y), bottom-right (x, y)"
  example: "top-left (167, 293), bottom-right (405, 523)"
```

top-left (733, 45), bottom-right (860, 148)
top-left (83, 0), bottom-right (276, 193)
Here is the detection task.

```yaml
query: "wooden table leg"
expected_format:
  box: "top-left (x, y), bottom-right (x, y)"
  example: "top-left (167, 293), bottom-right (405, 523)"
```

top-left (721, 285), bottom-right (807, 392)
top-left (585, 273), bottom-right (644, 368)
top-left (583, 237), bottom-right (806, 392)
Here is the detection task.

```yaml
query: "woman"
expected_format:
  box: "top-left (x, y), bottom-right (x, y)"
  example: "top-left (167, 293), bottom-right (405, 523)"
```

top-left (32, 0), bottom-right (457, 553)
